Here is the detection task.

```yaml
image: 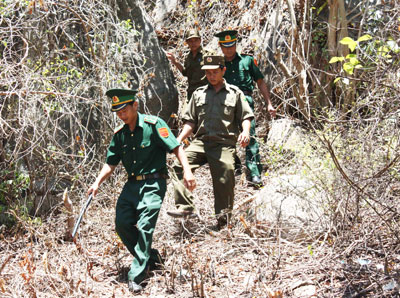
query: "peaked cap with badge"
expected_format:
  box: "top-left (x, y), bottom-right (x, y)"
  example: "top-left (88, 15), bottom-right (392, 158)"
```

top-left (106, 89), bottom-right (138, 112)
top-left (215, 30), bottom-right (238, 47)
top-left (201, 55), bottom-right (225, 70)
top-left (185, 28), bottom-right (201, 40)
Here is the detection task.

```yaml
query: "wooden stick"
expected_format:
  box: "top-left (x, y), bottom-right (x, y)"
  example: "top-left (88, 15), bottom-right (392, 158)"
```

top-left (63, 188), bottom-right (74, 237)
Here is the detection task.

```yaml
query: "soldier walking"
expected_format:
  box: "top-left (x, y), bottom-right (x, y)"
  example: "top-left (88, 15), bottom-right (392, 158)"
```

top-left (215, 30), bottom-right (277, 186)
top-left (167, 28), bottom-right (207, 108)
top-left (87, 88), bottom-right (195, 293)
top-left (167, 55), bottom-right (254, 228)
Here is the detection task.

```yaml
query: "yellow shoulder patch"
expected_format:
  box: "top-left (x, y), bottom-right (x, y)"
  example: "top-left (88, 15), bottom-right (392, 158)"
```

top-left (114, 124), bottom-right (124, 134)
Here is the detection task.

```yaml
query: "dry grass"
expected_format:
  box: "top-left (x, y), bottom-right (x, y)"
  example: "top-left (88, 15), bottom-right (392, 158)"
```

top-left (2, 151), bottom-right (400, 297)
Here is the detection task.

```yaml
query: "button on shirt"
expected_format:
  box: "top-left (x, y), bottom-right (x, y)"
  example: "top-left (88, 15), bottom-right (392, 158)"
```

top-left (106, 113), bottom-right (180, 177)
top-left (224, 53), bottom-right (264, 93)
top-left (182, 80), bottom-right (254, 146)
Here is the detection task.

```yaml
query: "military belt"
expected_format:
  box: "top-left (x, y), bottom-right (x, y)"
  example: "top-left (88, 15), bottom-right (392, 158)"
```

top-left (128, 172), bottom-right (169, 181)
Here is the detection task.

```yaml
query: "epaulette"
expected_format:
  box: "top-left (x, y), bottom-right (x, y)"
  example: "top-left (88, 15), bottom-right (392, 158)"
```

top-left (196, 85), bottom-right (208, 92)
top-left (241, 53), bottom-right (259, 66)
top-left (240, 51), bottom-right (254, 57)
top-left (192, 85), bottom-right (208, 97)
top-left (144, 115), bottom-right (158, 125)
top-left (114, 124), bottom-right (124, 134)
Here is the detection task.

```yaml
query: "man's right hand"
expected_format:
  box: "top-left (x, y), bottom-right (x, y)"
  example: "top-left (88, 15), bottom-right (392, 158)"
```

top-left (87, 183), bottom-right (99, 198)
top-left (87, 164), bottom-right (116, 198)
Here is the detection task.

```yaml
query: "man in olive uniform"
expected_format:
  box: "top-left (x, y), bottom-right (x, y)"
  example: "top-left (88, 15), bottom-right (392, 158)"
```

top-left (87, 89), bottom-right (195, 293)
top-left (215, 30), bottom-right (276, 186)
top-left (167, 28), bottom-right (207, 106)
top-left (167, 55), bottom-right (254, 227)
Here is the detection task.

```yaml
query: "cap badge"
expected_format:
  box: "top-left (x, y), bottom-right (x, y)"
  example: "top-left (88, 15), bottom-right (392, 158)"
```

top-left (112, 96), bottom-right (119, 103)
top-left (225, 35), bottom-right (231, 41)
top-left (207, 57), bottom-right (212, 63)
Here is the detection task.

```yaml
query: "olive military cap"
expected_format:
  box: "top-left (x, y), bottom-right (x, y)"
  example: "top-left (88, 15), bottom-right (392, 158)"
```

top-left (201, 55), bottom-right (225, 70)
top-left (106, 89), bottom-right (138, 112)
top-left (186, 28), bottom-right (201, 40)
top-left (215, 30), bottom-right (238, 47)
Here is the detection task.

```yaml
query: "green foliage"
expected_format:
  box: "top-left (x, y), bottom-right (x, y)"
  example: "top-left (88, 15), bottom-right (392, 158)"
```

top-left (0, 168), bottom-right (31, 227)
top-left (329, 35), bottom-right (372, 76)
top-left (308, 244), bottom-right (314, 256)
top-left (0, 169), bottom-right (30, 203)
top-left (339, 35), bottom-right (372, 52)
top-left (121, 19), bottom-right (133, 31)
top-left (329, 34), bottom-right (399, 85)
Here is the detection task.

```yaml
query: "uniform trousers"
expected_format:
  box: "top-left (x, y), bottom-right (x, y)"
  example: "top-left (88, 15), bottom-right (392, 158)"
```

top-left (115, 178), bottom-right (166, 283)
top-left (172, 139), bottom-right (235, 215)
top-left (244, 95), bottom-right (263, 177)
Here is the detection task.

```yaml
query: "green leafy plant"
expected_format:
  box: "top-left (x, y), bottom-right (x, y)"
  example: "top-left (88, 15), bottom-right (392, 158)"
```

top-left (329, 34), bottom-right (372, 76)
top-left (0, 169), bottom-right (31, 227)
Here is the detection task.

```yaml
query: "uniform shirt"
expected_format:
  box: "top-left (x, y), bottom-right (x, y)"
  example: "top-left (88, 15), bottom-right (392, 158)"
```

top-left (182, 47), bottom-right (207, 98)
top-left (224, 53), bottom-right (264, 93)
top-left (106, 112), bottom-right (179, 177)
top-left (183, 79), bottom-right (254, 146)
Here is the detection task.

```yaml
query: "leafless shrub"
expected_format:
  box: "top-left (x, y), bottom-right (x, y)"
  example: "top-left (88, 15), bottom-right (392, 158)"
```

top-left (0, 0), bottom-right (149, 221)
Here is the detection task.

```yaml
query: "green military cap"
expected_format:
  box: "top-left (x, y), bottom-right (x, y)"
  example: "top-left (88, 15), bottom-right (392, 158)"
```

top-left (201, 55), bottom-right (225, 70)
top-left (105, 89), bottom-right (138, 112)
top-left (186, 28), bottom-right (201, 40)
top-left (214, 30), bottom-right (238, 47)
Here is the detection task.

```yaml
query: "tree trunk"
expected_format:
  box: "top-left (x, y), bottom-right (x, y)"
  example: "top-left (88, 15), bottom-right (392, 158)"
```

top-left (327, 0), bottom-right (354, 112)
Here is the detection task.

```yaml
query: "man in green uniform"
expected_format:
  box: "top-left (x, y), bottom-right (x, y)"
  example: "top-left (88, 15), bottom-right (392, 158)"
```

top-left (87, 89), bottom-right (195, 293)
top-left (167, 28), bottom-right (207, 105)
top-left (167, 55), bottom-right (254, 227)
top-left (215, 30), bottom-right (276, 186)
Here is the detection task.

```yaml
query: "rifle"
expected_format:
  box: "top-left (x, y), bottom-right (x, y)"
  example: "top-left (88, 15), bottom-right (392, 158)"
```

top-left (71, 193), bottom-right (93, 238)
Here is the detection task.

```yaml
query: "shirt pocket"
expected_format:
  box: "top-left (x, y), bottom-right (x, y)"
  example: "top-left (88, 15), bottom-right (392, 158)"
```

top-left (195, 97), bottom-right (208, 116)
top-left (136, 140), bottom-right (152, 165)
top-left (221, 97), bottom-right (236, 122)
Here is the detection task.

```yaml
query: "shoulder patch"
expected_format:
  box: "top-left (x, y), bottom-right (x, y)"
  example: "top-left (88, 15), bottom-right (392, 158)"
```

top-left (144, 115), bottom-right (158, 125)
top-left (158, 127), bottom-right (169, 138)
